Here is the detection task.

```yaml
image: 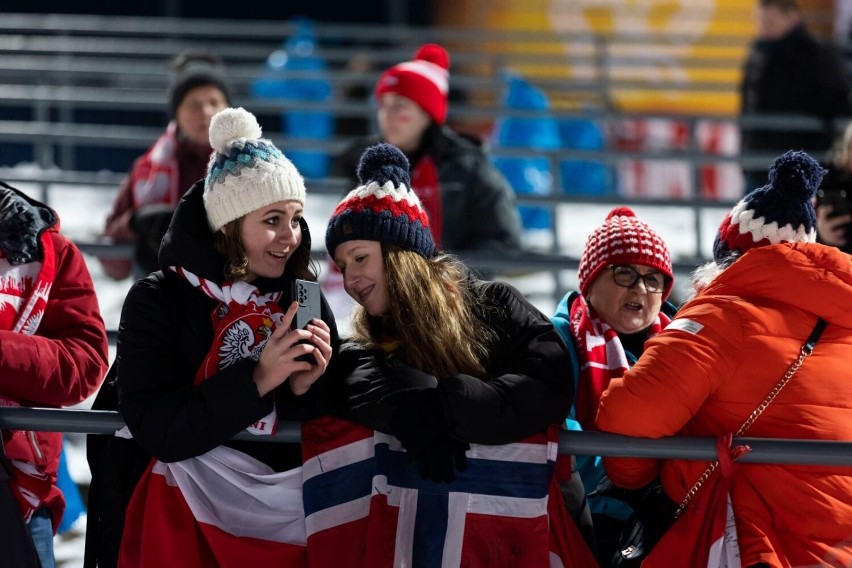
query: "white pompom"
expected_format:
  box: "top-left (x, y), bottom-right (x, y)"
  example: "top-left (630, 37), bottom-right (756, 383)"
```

top-left (208, 107), bottom-right (263, 152)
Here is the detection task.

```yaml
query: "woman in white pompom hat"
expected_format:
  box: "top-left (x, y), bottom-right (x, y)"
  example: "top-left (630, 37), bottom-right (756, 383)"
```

top-left (96, 108), bottom-right (337, 567)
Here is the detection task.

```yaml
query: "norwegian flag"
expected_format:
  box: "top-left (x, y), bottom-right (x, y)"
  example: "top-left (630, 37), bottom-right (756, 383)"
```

top-left (300, 416), bottom-right (595, 567)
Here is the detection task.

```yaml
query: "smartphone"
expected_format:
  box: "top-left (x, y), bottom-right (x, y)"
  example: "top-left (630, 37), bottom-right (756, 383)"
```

top-left (292, 279), bottom-right (322, 330)
top-left (292, 279), bottom-right (321, 364)
top-left (816, 188), bottom-right (852, 219)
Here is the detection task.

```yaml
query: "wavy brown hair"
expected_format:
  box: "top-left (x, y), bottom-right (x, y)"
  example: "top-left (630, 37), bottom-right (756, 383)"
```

top-left (213, 217), bottom-right (316, 282)
top-left (350, 244), bottom-right (494, 379)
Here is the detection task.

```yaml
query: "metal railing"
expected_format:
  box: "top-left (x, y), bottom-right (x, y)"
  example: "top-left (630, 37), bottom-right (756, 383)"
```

top-left (1, 407), bottom-right (850, 466)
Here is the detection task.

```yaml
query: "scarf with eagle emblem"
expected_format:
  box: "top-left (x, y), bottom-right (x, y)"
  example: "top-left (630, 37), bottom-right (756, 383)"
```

top-left (118, 267), bottom-right (309, 567)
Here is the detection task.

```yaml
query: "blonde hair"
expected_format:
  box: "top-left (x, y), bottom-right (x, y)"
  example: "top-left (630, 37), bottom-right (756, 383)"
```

top-left (213, 217), bottom-right (316, 282)
top-left (350, 244), bottom-right (494, 379)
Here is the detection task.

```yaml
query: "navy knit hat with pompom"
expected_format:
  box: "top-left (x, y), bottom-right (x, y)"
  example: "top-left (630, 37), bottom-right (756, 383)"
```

top-left (325, 143), bottom-right (436, 259)
top-left (713, 150), bottom-right (825, 264)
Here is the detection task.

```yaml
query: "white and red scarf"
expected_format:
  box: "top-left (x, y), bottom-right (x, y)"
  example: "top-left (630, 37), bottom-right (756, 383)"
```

top-left (569, 293), bottom-right (671, 430)
top-left (129, 121), bottom-right (181, 210)
top-left (0, 232), bottom-right (57, 523)
top-left (119, 268), bottom-right (309, 567)
top-left (411, 154), bottom-right (443, 248)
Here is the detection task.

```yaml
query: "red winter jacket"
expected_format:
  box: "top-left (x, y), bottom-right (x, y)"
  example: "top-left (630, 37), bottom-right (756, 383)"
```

top-left (1, 182), bottom-right (109, 531)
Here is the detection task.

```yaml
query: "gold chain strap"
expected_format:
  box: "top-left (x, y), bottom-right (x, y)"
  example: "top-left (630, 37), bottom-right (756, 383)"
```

top-left (673, 341), bottom-right (815, 519)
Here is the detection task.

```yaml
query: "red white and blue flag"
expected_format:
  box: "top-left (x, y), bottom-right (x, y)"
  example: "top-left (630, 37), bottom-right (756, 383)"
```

top-left (300, 416), bottom-right (594, 567)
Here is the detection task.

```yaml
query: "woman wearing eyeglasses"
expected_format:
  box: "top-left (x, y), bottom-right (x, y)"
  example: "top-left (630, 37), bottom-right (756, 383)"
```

top-left (550, 206), bottom-right (676, 567)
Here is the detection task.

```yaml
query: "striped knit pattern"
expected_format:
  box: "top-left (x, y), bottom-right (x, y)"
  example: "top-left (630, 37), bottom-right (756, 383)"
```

top-left (375, 44), bottom-right (450, 125)
top-left (713, 150), bottom-right (823, 264)
top-left (203, 108), bottom-right (306, 231)
top-left (578, 206), bottom-right (673, 299)
top-left (326, 144), bottom-right (436, 259)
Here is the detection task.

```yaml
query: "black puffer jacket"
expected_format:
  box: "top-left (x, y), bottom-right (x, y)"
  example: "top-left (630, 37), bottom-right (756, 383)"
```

top-left (337, 279), bottom-right (572, 445)
top-left (333, 126), bottom-right (523, 256)
top-left (118, 180), bottom-right (339, 466)
top-left (85, 181), bottom-right (339, 568)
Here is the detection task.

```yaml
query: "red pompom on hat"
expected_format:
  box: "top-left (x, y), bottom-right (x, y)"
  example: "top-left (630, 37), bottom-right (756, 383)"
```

top-left (577, 207), bottom-right (674, 299)
top-left (374, 43), bottom-right (450, 125)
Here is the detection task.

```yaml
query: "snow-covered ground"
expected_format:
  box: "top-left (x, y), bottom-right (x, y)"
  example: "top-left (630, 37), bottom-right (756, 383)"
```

top-left (7, 171), bottom-right (729, 566)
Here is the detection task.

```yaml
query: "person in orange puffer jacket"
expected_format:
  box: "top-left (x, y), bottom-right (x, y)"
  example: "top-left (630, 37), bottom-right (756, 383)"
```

top-left (597, 150), bottom-right (852, 568)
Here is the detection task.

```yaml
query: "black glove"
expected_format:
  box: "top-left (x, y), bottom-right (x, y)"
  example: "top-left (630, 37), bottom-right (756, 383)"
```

top-left (339, 353), bottom-right (395, 430)
top-left (380, 359), bottom-right (439, 390)
top-left (386, 387), bottom-right (469, 483)
top-left (410, 433), bottom-right (469, 484)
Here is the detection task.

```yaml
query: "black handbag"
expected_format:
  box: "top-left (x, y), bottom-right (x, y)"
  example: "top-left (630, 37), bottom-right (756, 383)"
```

top-left (609, 481), bottom-right (677, 567)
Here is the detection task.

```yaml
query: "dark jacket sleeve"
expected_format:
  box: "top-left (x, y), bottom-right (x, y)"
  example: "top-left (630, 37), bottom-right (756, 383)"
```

top-left (436, 130), bottom-right (523, 254)
top-left (0, 233), bottom-right (109, 406)
top-left (116, 276), bottom-right (277, 463)
top-left (437, 281), bottom-right (573, 444)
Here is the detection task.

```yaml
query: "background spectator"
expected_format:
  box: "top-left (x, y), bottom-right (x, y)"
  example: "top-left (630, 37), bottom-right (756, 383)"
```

top-left (816, 120), bottom-right (852, 253)
top-left (739, 0), bottom-right (850, 192)
top-left (332, 43), bottom-right (523, 257)
top-left (99, 51), bottom-right (231, 280)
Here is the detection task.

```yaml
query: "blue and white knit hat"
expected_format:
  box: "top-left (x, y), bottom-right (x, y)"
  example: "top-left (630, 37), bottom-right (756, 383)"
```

top-left (713, 150), bottom-right (824, 264)
top-left (203, 107), bottom-right (306, 231)
top-left (325, 143), bottom-right (436, 259)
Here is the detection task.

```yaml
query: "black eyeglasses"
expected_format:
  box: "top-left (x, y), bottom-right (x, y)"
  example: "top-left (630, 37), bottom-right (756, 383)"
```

top-left (608, 265), bottom-right (669, 294)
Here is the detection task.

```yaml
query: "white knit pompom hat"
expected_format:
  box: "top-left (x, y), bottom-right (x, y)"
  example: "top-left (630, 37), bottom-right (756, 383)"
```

top-left (203, 107), bottom-right (306, 231)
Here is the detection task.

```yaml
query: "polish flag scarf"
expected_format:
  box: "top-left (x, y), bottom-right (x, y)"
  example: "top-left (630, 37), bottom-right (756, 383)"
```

top-left (569, 293), bottom-right (670, 430)
top-left (0, 231), bottom-right (59, 525)
top-left (118, 268), bottom-right (307, 567)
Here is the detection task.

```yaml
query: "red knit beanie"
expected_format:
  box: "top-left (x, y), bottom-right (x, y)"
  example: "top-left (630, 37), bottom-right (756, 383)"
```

top-left (578, 207), bottom-right (673, 299)
top-left (374, 44), bottom-right (450, 125)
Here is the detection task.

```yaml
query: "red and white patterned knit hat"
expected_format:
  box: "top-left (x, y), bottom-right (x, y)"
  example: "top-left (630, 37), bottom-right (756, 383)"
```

top-left (375, 44), bottom-right (450, 125)
top-left (578, 207), bottom-right (673, 299)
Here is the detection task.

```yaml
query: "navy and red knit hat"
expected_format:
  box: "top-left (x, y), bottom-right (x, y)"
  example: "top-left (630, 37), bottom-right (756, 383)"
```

top-left (713, 150), bottom-right (824, 264)
top-left (578, 207), bottom-right (673, 299)
top-left (325, 143), bottom-right (436, 259)
top-left (375, 44), bottom-right (450, 125)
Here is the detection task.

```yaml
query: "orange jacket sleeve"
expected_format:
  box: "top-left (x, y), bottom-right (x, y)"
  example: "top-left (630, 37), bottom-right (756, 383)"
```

top-left (595, 299), bottom-right (743, 489)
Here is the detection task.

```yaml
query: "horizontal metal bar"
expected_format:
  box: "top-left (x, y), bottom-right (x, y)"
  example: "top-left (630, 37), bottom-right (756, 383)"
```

top-left (1, 407), bottom-right (849, 466)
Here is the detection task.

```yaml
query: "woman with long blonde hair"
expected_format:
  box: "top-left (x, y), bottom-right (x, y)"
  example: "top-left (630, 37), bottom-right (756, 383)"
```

top-left (307, 143), bottom-right (587, 566)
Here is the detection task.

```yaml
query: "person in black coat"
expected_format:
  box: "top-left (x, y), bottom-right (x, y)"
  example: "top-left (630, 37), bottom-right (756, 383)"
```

top-left (816, 122), bottom-right (852, 254)
top-left (739, 0), bottom-right (850, 192)
top-left (332, 43), bottom-right (522, 256)
top-left (86, 108), bottom-right (338, 567)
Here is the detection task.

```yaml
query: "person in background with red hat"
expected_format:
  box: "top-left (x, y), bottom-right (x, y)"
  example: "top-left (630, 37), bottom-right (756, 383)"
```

top-left (597, 150), bottom-right (852, 567)
top-left (98, 51), bottom-right (231, 281)
top-left (332, 43), bottom-right (522, 256)
top-left (550, 206), bottom-right (677, 567)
